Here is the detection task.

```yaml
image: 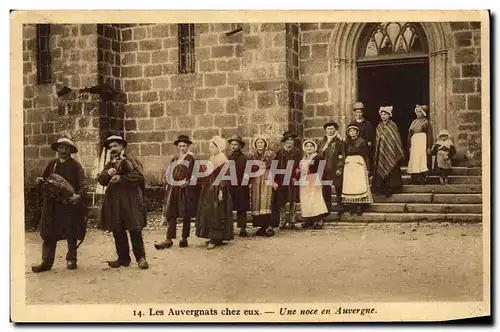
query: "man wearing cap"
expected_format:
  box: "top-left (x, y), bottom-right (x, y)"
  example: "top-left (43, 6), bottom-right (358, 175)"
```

top-left (317, 121), bottom-right (346, 217)
top-left (155, 135), bottom-right (196, 250)
top-left (227, 134), bottom-right (251, 237)
top-left (350, 102), bottom-right (376, 169)
top-left (31, 137), bottom-right (87, 273)
top-left (272, 130), bottom-right (301, 231)
top-left (97, 135), bottom-right (149, 269)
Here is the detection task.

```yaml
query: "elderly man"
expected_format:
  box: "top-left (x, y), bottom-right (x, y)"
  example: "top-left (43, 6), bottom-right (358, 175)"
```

top-left (31, 137), bottom-right (87, 273)
top-left (97, 135), bottom-right (149, 269)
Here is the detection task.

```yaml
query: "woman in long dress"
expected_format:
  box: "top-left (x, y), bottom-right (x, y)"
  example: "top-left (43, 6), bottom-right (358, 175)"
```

top-left (341, 124), bottom-right (373, 216)
top-left (249, 135), bottom-right (277, 237)
top-left (372, 106), bottom-right (405, 197)
top-left (195, 136), bottom-right (234, 250)
top-left (299, 139), bottom-right (329, 229)
top-left (407, 104), bottom-right (433, 184)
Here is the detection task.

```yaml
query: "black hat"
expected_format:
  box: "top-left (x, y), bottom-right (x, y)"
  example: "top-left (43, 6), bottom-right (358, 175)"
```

top-left (227, 134), bottom-right (245, 148)
top-left (281, 130), bottom-right (298, 142)
top-left (51, 137), bottom-right (78, 154)
top-left (323, 121), bottom-right (339, 130)
top-left (105, 135), bottom-right (127, 149)
top-left (173, 135), bottom-right (193, 146)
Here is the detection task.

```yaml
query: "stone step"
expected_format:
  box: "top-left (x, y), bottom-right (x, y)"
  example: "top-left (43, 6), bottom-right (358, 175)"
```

top-left (166, 211), bottom-right (482, 225)
top-left (323, 212), bottom-right (482, 223)
top-left (367, 193), bottom-right (482, 204)
top-left (433, 194), bottom-right (483, 204)
top-left (400, 184), bottom-right (482, 194)
top-left (323, 203), bottom-right (482, 214)
top-left (401, 167), bottom-right (481, 176)
top-left (329, 184), bottom-right (482, 194)
top-left (405, 203), bottom-right (482, 214)
top-left (371, 193), bottom-right (433, 203)
top-left (402, 175), bottom-right (481, 185)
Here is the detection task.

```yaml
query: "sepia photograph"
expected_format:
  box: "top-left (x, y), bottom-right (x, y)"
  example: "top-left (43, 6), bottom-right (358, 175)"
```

top-left (10, 10), bottom-right (490, 322)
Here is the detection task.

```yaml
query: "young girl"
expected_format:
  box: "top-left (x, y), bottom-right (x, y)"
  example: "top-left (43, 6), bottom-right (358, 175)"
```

top-left (431, 130), bottom-right (456, 184)
top-left (299, 139), bottom-right (329, 229)
top-left (341, 124), bottom-right (373, 216)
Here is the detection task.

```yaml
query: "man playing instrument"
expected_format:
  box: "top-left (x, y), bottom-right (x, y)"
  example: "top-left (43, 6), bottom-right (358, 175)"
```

top-left (97, 135), bottom-right (149, 269)
top-left (31, 137), bottom-right (87, 273)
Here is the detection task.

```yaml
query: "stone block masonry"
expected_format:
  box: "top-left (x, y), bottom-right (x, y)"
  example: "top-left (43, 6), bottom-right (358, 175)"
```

top-left (23, 23), bottom-right (126, 184)
top-left (23, 24), bottom-right (100, 183)
top-left (119, 23), bottom-right (304, 183)
top-left (299, 23), bottom-right (335, 139)
top-left (23, 21), bottom-right (482, 187)
top-left (448, 22), bottom-right (482, 164)
top-left (120, 23), bottom-right (246, 183)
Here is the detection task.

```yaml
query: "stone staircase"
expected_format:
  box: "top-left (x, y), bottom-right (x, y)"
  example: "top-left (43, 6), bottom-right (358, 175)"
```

top-left (84, 167), bottom-right (483, 225)
top-left (297, 167), bottom-right (483, 223)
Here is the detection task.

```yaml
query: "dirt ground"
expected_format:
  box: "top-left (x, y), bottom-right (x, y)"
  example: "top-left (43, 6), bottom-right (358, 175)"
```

top-left (24, 222), bottom-right (483, 304)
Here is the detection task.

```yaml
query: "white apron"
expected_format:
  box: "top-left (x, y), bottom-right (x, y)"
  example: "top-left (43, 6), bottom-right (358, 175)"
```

top-left (408, 132), bottom-right (428, 174)
top-left (342, 155), bottom-right (373, 204)
top-left (299, 170), bottom-right (328, 218)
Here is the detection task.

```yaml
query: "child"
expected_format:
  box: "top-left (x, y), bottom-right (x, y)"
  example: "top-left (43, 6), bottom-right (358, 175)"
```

top-left (431, 130), bottom-right (456, 184)
top-left (341, 124), bottom-right (373, 216)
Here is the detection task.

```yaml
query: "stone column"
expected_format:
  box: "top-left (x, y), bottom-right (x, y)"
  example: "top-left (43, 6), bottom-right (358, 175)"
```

top-left (429, 49), bottom-right (449, 135)
top-left (331, 57), bottom-right (356, 136)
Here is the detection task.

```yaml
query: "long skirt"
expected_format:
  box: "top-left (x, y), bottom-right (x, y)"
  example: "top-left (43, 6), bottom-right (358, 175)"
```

top-left (250, 170), bottom-right (273, 216)
top-left (408, 133), bottom-right (428, 174)
top-left (300, 173), bottom-right (328, 219)
top-left (342, 155), bottom-right (373, 204)
top-left (251, 170), bottom-right (276, 228)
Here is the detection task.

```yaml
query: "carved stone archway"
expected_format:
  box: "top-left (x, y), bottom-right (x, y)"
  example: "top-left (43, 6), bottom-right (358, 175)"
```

top-left (327, 22), bottom-right (452, 135)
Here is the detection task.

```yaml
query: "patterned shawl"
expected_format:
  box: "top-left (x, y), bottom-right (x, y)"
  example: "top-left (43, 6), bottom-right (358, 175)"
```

top-left (375, 120), bottom-right (404, 178)
top-left (251, 148), bottom-right (274, 167)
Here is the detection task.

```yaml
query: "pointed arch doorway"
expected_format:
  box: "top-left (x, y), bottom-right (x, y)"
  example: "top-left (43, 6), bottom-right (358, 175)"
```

top-left (357, 22), bottom-right (430, 157)
top-left (329, 22), bottom-right (451, 154)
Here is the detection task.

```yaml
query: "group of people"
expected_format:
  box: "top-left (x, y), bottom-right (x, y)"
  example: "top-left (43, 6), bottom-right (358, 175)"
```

top-left (30, 101), bottom-right (456, 273)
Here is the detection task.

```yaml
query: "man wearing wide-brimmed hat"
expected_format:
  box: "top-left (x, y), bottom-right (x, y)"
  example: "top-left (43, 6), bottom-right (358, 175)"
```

top-left (31, 137), bottom-right (87, 273)
top-left (227, 134), bottom-right (251, 237)
top-left (317, 121), bottom-right (346, 217)
top-left (97, 134), bottom-right (149, 269)
top-left (272, 130), bottom-right (301, 231)
top-left (155, 134), bottom-right (197, 250)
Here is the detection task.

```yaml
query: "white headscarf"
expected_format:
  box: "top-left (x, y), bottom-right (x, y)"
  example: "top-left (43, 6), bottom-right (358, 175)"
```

top-left (379, 106), bottom-right (393, 117)
top-left (415, 104), bottom-right (428, 117)
top-left (437, 129), bottom-right (453, 148)
top-left (302, 139), bottom-right (318, 159)
top-left (253, 134), bottom-right (269, 150)
top-left (209, 136), bottom-right (228, 169)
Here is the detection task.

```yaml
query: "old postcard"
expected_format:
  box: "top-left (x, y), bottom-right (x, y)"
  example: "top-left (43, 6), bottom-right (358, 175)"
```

top-left (10, 10), bottom-right (490, 322)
